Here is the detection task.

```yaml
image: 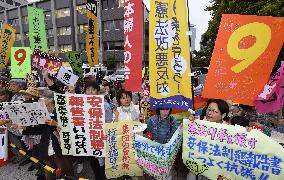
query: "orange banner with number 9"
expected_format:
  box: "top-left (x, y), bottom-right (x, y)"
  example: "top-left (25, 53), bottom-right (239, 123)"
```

top-left (203, 14), bottom-right (284, 106)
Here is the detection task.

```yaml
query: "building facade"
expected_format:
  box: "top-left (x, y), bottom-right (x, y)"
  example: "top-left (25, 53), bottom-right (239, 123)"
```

top-left (0, 0), bottom-right (28, 11)
top-left (0, 0), bottom-right (149, 69)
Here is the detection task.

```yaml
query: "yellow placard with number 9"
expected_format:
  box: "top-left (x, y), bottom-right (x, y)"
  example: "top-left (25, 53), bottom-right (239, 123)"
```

top-left (227, 22), bottom-right (271, 73)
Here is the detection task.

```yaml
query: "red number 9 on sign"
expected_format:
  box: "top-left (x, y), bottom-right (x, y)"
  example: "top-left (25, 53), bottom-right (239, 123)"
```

top-left (14, 49), bottom-right (26, 66)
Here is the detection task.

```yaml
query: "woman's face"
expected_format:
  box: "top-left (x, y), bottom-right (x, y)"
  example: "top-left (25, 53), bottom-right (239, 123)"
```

top-left (160, 108), bottom-right (170, 119)
top-left (205, 102), bottom-right (223, 123)
top-left (0, 94), bottom-right (9, 102)
top-left (120, 93), bottom-right (131, 107)
top-left (85, 87), bottom-right (98, 95)
top-left (67, 85), bottom-right (75, 93)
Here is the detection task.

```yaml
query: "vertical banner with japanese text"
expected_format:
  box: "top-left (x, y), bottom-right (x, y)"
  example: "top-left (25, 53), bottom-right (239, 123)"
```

top-left (27, 6), bottom-right (48, 53)
top-left (11, 47), bottom-right (31, 78)
top-left (182, 119), bottom-right (284, 180)
top-left (203, 15), bottom-right (284, 106)
top-left (65, 51), bottom-right (84, 83)
top-left (105, 121), bottom-right (144, 179)
top-left (55, 94), bottom-right (106, 157)
top-left (0, 23), bottom-right (16, 68)
top-left (149, 0), bottom-right (193, 110)
top-left (86, 0), bottom-right (99, 66)
top-left (124, 0), bottom-right (143, 92)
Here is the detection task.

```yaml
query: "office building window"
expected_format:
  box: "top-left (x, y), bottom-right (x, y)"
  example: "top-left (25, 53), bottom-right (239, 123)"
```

top-left (22, 16), bottom-right (28, 24)
top-left (15, 2), bottom-right (20, 6)
top-left (8, 19), bottom-right (18, 26)
top-left (59, 45), bottom-right (72, 53)
top-left (107, 0), bottom-right (114, 9)
top-left (77, 24), bottom-right (88, 34)
top-left (115, 41), bottom-right (124, 50)
top-left (57, 26), bottom-right (71, 36)
top-left (102, 0), bottom-right (108, 9)
top-left (104, 41), bottom-right (123, 50)
top-left (76, 5), bottom-right (87, 15)
top-left (114, 19), bottom-right (123, 30)
top-left (6, 0), bottom-right (13, 5)
top-left (118, 0), bottom-right (124, 7)
top-left (15, 34), bottom-right (21, 41)
top-left (103, 21), bottom-right (115, 31)
top-left (102, 0), bottom-right (123, 9)
top-left (55, 8), bottom-right (70, 18)
top-left (47, 29), bottom-right (53, 37)
top-left (45, 11), bottom-right (52, 21)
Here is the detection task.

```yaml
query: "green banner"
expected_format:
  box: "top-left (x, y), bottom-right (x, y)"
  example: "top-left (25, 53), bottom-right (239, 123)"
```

top-left (27, 6), bottom-right (48, 52)
top-left (11, 47), bottom-right (31, 78)
top-left (65, 51), bottom-right (84, 83)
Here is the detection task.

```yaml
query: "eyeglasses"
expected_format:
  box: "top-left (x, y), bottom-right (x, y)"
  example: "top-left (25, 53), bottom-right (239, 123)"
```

top-left (206, 108), bottom-right (219, 114)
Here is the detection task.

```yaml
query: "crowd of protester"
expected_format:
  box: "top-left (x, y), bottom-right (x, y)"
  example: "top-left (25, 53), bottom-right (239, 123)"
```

top-left (0, 69), bottom-right (284, 180)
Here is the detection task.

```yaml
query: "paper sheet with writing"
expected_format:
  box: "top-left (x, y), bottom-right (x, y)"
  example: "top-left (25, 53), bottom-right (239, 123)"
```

top-left (0, 130), bottom-right (8, 160)
top-left (134, 126), bottom-right (182, 180)
top-left (105, 121), bottom-right (144, 179)
top-left (56, 67), bottom-right (79, 86)
top-left (182, 119), bottom-right (284, 180)
top-left (4, 102), bottom-right (50, 126)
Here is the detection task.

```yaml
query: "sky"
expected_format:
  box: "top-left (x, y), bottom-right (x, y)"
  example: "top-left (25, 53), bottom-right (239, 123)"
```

top-left (28, 0), bottom-right (211, 51)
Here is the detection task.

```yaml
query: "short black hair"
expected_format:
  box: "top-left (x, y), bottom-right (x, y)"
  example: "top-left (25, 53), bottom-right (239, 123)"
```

top-left (156, 108), bottom-right (172, 116)
top-left (204, 99), bottom-right (230, 122)
top-left (116, 89), bottom-right (132, 106)
top-left (230, 116), bottom-right (250, 127)
top-left (84, 82), bottom-right (100, 93)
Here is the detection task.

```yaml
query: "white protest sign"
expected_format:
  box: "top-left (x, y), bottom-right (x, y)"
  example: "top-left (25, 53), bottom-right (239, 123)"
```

top-left (0, 130), bottom-right (8, 160)
top-left (56, 67), bottom-right (78, 86)
top-left (4, 102), bottom-right (50, 126)
top-left (0, 102), bottom-right (22, 120)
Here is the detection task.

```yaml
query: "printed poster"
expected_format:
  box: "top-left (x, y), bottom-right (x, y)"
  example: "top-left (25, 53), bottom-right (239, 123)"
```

top-left (32, 49), bottom-right (62, 75)
top-left (56, 67), bottom-right (79, 86)
top-left (182, 119), bottom-right (284, 180)
top-left (65, 51), bottom-right (84, 83)
top-left (124, 0), bottom-right (143, 92)
top-left (4, 102), bottom-right (50, 126)
top-left (0, 23), bottom-right (16, 68)
top-left (255, 65), bottom-right (284, 113)
top-left (0, 102), bottom-right (22, 120)
top-left (203, 15), bottom-right (284, 106)
top-left (134, 126), bottom-right (182, 179)
top-left (86, 0), bottom-right (99, 66)
top-left (149, 0), bottom-right (193, 111)
top-left (55, 94), bottom-right (106, 157)
top-left (27, 6), bottom-right (48, 53)
top-left (11, 47), bottom-right (31, 78)
top-left (105, 120), bottom-right (144, 179)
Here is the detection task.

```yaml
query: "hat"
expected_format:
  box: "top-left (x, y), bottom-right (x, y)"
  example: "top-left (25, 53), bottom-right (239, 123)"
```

top-left (19, 87), bottom-right (41, 97)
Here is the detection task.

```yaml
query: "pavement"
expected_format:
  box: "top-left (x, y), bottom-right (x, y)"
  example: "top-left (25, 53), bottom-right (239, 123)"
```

top-left (0, 158), bottom-right (95, 180)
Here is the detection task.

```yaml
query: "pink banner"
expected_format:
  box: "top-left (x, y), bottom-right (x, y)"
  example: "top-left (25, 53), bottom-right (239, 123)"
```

top-left (255, 65), bottom-right (284, 113)
top-left (124, 0), bottom-right (143, 92)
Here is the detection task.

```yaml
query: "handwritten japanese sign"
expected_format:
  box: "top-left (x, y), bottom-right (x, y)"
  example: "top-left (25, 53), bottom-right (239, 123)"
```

top-left (105, 121), bottom-right (143, 179)
top-left (4, 102), bottom-right (50, 126)
top-left (27, 6), bottom-right (48, 53)
top-left (54, 94), bottom-right (73, 155)
top-left (32, 49), bottom-right (62, 76)
top-left (149, 0), bottom-right (193, 110)
top-left (182, 119), bottom-right (284, 180)
top-left (203, 15), bottom-right (284, 106)
top-left (0, 102), bottom-right (22, 120)
top-left (0, 130), bottom-right (8, 161)
top-left (86, 0), bottom-right (98, 66)
top-left (11, 47), bottom-right (31, 78)
top-left (56, 67), bottom-right (79, 86)
top-left (134, 126), bottom-right (182, 179)
top-left (124, 0), bottom-right (143, 92)
top-left (255, 65), bottom-right (284, 113)
top-left (55, 94), bottom-right (106, 157)
top-left (0, 23), bottom-right (16, 68)
top-left (65, 51), bottom-right (84, 83)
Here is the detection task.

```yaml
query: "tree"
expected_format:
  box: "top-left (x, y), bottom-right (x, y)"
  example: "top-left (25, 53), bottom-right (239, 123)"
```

top-left (193, 0), bottom-right (284, 71)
